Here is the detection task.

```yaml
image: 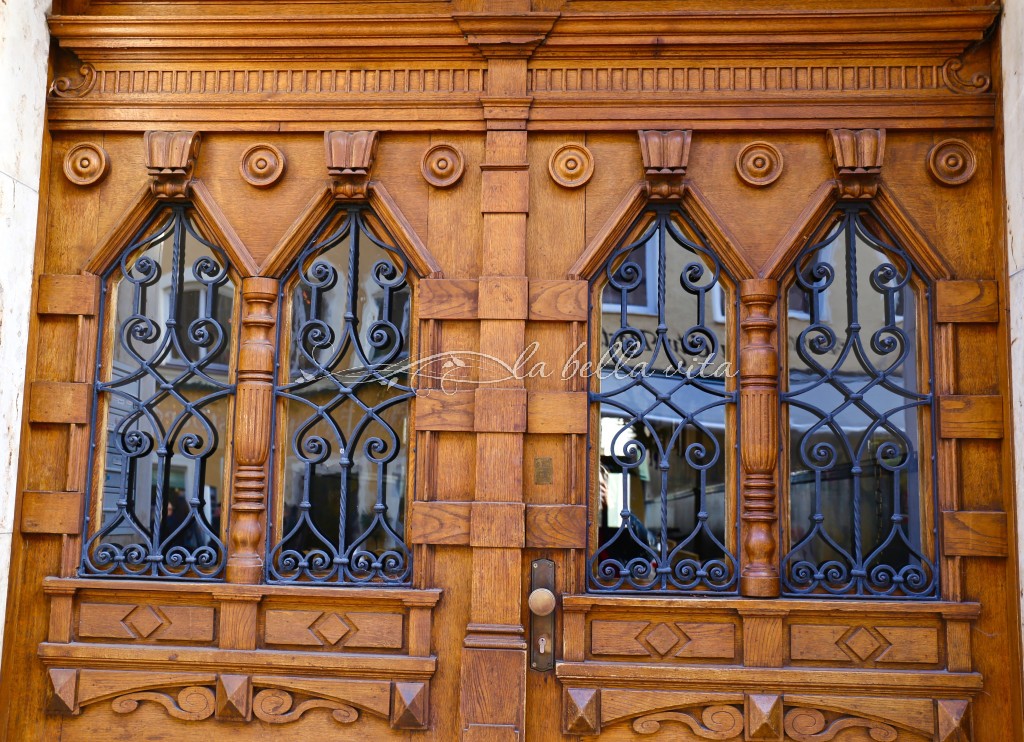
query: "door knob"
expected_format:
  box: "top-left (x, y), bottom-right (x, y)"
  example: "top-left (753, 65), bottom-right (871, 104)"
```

top-left (528, 587), bottom-right (557, 616)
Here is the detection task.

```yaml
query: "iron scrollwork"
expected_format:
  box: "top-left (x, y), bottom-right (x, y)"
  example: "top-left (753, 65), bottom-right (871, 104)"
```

top-left (589, 204), bottom-right (739, 594)
top-left (268, 203), bottom-right (413, 584)
top-left (83, 204), bottom-right (235, 580)
top-left (781, 203), bottom-right (938, 599)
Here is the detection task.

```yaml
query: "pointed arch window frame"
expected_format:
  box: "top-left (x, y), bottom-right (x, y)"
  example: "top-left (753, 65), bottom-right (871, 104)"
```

top-left (258, 183), bottom-right (440, 586)
top-left (765, 182), bottom-right (954, 601)
top-left (78, 182), bottom-right (253, 582)
top-left (571, 181), bottom-right (755, 595)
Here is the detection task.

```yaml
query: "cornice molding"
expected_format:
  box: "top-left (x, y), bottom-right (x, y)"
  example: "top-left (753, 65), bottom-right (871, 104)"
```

top-left (539, 7), bottom-right (998, 56)
top-left (49, 6), bottom-right (998, 63)
top-left (49, 15), bottom-right (475, 62)
top-left (44, 6), bottom-right (998, 130)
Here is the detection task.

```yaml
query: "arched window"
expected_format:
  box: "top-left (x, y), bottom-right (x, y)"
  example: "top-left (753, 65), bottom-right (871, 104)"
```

top-left (589, 204), bottom-right (739, 593)
top-left (268, 203), bottom-right (413, 584)
top-left (781, 203), bottom-right (938, 598)
top-left (83, 204), bottom-right (237, 580)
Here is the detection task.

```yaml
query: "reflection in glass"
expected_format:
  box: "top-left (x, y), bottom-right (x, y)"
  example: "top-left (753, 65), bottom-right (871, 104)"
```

top-left (590, 205), bottom-right (738, 593)
top-left (83, 204), bottom-right (235, 579)
top-left (782, 204), bottom-right (937, 598)
top-left (269, 204), bottom-right (412, 584)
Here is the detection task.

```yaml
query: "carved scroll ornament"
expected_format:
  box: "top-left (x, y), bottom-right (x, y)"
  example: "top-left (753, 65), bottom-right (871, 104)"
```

top-left (783, 707), bottom-right (897, 742)
top-left (942, 57), bottom-right (992, 95)
top-left (633, 705), bottom-right (744, 739)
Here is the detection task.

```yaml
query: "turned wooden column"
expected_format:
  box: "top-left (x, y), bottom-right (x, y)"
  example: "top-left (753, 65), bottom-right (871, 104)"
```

top-left (226, 276), bottom-right (279, 583)
top-left (738, 279), bottom-right (781, 597)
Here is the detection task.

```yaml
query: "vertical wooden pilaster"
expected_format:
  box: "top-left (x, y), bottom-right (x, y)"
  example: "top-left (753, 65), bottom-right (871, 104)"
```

top-left (739, 279), bottom-right (780, 597)
top-left (226, 277), bottom-right (278, 583)
top-left (453, 12), bottom-right (556, 740)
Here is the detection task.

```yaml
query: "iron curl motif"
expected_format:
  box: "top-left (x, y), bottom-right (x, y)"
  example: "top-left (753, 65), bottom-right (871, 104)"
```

top-left (781, 203), bottom-right (938, 599)
top-left (588, 204), bottom-right (739, 594)
top-left (82, 204), bottom-right (235, 580)
top-left (268, 203), bottom-right (413, 584)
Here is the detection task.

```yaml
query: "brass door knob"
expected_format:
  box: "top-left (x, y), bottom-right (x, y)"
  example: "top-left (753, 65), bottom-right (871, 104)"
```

top-left (528, 588), bottom-right (557, 616)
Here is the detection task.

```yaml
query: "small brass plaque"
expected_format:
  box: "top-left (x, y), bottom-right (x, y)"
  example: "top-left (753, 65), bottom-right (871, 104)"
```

top-left (534, 457), bottom-right (554, 485)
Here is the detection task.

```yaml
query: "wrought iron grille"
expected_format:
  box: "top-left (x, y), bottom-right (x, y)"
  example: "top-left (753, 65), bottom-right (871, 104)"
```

top-left (82, 204), bottom-right (236, 580)
top-left (588, 204), bottom-right (739, 593)
top-left (268, 203), bottom-right (413, 584)
top-left (781, 203), bottom-right (939, 599)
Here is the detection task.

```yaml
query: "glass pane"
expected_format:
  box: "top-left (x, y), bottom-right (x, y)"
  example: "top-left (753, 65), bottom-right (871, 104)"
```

top-left (270, 205), bottom-right (412, 584)
top-left (782, 206), bottom-right (937, 598)
top-left (590, 206), bottom-right (738, 593)
top-left (84, 205), bottom-right (235, 579)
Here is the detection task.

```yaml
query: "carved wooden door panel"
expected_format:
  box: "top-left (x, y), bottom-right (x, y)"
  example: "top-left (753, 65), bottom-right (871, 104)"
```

top-left (1, 2), bottom-right (1022, 742)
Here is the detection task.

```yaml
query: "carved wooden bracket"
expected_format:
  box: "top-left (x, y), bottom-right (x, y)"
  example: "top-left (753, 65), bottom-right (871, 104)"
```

top-left (558, 686), bottom-right (974, 740)
top-left (638, 130), bottom-right (692, 200)
top-left (144, 130), bottom-right (201, 200)
top-left (46, 668), bottom-right (429, 729)
top-left (827, 128), bottom-right (885, 200)
top-left (325, 131), bottom-right (379, 199)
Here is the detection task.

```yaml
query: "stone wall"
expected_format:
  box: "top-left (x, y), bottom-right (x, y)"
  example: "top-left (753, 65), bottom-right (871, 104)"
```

top-left (0, 0), bottom-right (51, 653)
top-left (1004, 0), bottom-right (1024, 651)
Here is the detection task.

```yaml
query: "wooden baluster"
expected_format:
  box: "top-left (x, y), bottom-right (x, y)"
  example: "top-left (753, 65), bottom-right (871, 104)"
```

top-left (226, 277), bottom-right (279, 583)
top-left (739, 279), bottom-right (780, 597)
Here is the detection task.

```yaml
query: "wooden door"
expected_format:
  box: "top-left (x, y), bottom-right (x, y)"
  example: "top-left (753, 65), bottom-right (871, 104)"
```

top-left (1, 2), bottom-right (1021, 741)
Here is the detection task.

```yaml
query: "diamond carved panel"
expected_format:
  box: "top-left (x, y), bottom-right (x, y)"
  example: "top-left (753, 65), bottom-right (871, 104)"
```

top-left (642, 623), bottom-right (682, 657)
top-left (842, 627), bottom-right (886, 661)
top-left (264, 610), bottom-right (404, 651)
top-left (590, 620), bottom-right (735, 661)
top-left (790, 623), bottom-right (940, 666)
top-left (314, 613), bottom-right (351, 646)
top-left (78, 603), bottom-right (215, 643)
top-left (125, 606), bottom-right (164, 638)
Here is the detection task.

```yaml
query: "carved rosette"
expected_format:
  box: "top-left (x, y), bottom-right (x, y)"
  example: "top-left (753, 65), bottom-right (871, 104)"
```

top-left (421, 143), bottom-right (465, 188)
top-left (928, 139), bottom-right (976, 187)
top-left (638, 129), bottom-right (692, 200)
top-left (325, 130), bottom-right (379, 199)
top-left (240, 144), bottom-right (285, 187)
top-left (548, 143), bottom-right (594, 188)
top-left (144, 130), bottom-right (201, 200)
top-left (63, 143), bottom-right (109, 186)
top-left (736, 142), bottom-right (783, 187)
top-left (828, 128), bottom-right (885, 200)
